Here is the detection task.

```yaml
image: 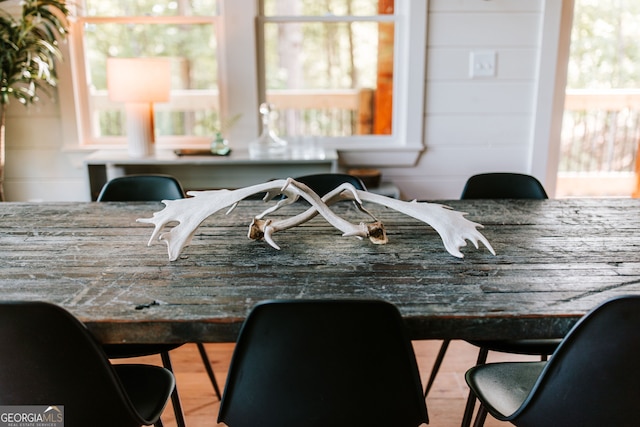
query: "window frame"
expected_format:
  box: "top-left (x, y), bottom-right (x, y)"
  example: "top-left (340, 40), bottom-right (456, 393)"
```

top-left (64, 3), bottom-right (221, 149)
top-left (60, 0), bottom-right (426, 166)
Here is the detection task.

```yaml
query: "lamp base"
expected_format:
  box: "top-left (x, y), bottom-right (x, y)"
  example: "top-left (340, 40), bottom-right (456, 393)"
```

top-left (125, 103), bottom-right (155, 158)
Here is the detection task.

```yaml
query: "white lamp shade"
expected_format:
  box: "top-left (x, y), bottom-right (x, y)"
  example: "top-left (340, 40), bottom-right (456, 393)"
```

top-left (107, 58), bottom-right (171, 103)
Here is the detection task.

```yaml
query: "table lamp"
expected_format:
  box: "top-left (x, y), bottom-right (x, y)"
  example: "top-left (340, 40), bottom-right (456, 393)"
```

top-left (107, 58), bottom-right (171, 158)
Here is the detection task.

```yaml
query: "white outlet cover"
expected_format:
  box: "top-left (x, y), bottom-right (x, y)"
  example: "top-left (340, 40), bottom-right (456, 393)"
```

top-left (470, 51), bottom-right (497, 78)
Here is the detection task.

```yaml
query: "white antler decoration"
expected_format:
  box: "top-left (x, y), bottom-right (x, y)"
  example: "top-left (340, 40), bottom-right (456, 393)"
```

top-left (249, 179), bottom-right (386, 249)
top-left (138, 179), bottom-right (495, 261)
top-left (137, 180), bottom-right (295, 260)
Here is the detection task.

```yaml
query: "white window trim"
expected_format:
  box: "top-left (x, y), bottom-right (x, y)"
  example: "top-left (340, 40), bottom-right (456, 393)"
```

top-left (58, 0), bottom-right (427, 166)
top-left (530, 0), bottom-right (574, 197)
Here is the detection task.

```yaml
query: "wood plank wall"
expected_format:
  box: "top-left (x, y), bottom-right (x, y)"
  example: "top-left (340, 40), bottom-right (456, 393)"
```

top-left (384, 0), bottom-right (546, 200)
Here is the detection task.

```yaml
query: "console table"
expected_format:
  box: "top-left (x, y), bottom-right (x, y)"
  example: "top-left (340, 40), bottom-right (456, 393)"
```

top-left (84, 148), bottom-right (339, 200)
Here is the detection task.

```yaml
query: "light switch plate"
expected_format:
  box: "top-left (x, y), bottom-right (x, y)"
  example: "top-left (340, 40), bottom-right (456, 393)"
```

top-left (469, 51), bottom-right (497, 78)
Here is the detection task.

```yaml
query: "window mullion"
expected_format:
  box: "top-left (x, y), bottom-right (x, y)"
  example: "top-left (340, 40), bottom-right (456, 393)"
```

top-left (218, 0), bottom-right (261, 148)
top-left (396, 0), bottom-right (427, 152)
top-left (260, 14), bottom-right (397, 23)
top-left (81, 15), bottom-right (216, 25)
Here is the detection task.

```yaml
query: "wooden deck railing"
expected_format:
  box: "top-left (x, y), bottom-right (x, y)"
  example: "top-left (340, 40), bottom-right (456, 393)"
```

top-left (561, 89), bottom-right (640, 174)
top-left (267, 88), bottom-right (374, 136)
top-left (91, 88), bottom-right (374, 138)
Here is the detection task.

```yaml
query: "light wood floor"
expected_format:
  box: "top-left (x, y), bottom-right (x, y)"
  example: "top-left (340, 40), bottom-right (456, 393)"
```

top-left (120, 341), bottom-right (538, 427)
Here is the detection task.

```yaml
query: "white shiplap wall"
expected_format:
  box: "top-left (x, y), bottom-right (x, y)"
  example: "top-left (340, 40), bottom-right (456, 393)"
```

top-left (382, 0), bottom-right (549, 200)
top-left (5, 98), bottom-right (88, 201)
top-left (2, 0), bottom-right (568, 202)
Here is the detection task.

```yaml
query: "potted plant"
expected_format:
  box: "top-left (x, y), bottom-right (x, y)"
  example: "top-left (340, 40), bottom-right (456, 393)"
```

top-left (0, 0), bottom-right (70, 201)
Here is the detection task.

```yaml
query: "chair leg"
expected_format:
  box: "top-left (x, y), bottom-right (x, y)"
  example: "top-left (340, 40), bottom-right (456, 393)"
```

top-left (161, 351), bottom-right (187, 427)
top-left (461, 387), bottom-right (478, 427)
top-left (196, 342), bottom-right (222, 400)
top-left (461, 347), bottom-right (489, 427)
top-left (424, 339), bottom-right (450, 398)
top-left (472, 404), bottom-right (489, 427)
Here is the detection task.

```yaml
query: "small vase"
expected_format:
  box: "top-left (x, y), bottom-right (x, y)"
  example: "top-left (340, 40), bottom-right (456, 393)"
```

top-left (211, 132), bottom-right (230, 156)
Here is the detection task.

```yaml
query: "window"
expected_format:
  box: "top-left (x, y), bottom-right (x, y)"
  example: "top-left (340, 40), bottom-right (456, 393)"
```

top-left (260, 0), bottom-right (394, 137)
top-left (70, 0), bottom-right (220, 147)
top-left (66, 0), bottom-right (426, 164)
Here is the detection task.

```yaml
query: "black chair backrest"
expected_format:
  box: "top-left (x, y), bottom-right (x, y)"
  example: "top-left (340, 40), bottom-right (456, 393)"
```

top-left (97, 174), bottom-right (185, 201)
top-left (0, 301), bottom-right (160, 427)
top-left (514, 295), bottom-right (640, 427)
top-left (293, 173), bottom-right (367, 197)
top-left (461, 173), bottom-right (548, 199)
top-left (218, 299), bottom-right (428, 427)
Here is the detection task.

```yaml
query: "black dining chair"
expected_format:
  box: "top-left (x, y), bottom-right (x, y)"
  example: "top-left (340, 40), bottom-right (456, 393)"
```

top-left (465, 295), bottom-right (640, 427)
top-left (218, 299), bottom-right (428, 427)
top-left (459, 172), bottom-right (548, 200)
top-left (0, 301), bottom-right (174, 427)
top-left (97, 174), bottom-right (222, 427)
top-left (97, 174), bottom-right (186, 202)
top-left (292, 173), bottom-right (367, 197)
top-left (423, 172), bottom-right (558, 427)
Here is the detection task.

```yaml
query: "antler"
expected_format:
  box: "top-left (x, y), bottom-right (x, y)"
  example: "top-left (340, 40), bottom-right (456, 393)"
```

top-left (137, 179), bottom-right (297, 260)
top-left (248, 182), bottom-right (494, 258)
top-left (249, 179), bottom-right (385, 250)
top-left (138, 178), bottom-right (494, 261)
top-left (343, 191), bottom-right (495, 258)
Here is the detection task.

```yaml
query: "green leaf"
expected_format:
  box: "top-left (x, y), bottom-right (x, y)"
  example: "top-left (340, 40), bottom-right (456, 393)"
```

top-left (0, 0), bottom-right (70, 106)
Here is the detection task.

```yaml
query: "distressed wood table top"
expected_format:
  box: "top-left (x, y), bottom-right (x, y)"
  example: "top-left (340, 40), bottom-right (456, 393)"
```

top-left (1, 198), bottom-right (638, 344)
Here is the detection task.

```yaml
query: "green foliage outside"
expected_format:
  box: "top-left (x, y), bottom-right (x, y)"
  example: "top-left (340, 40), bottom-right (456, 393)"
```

top-left (568, 0), bottom-right (640, 89)
top-left (263, 0), bottom-right (381, 91)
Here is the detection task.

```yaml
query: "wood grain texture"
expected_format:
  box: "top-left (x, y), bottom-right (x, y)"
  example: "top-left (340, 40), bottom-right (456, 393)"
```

top-left (1, 199), bottom-right (639, 344)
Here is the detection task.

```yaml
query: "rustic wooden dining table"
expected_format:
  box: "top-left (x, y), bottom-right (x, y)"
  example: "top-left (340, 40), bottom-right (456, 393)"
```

top-left (1, 198), bottom-right (639, 344)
